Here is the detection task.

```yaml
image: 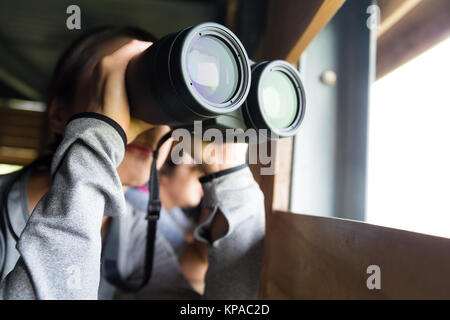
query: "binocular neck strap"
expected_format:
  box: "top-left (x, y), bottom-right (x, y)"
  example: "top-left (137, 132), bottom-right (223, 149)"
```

top-left (104, 131), bottom-right (172, 293)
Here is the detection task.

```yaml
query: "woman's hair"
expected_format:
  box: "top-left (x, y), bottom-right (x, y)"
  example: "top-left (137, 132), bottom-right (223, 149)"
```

top-left (47, 26), bottom-right (157, 108)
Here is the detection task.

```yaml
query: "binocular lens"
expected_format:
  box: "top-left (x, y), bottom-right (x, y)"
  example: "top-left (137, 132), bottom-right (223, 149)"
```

top-left (260, 70), bottom-right (298, 129)
top-left (126, 22), bottom-right (250, 125)
top-left (187, 36), bottom-right (238, 104)
top-left (240, 60), bottom-right (305, 139)
top-left (126, 22), bottom-right (305, 139)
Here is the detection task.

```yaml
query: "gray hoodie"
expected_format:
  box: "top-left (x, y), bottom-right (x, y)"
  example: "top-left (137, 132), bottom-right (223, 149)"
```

top-left (0, 114), bottom-right (265, 299)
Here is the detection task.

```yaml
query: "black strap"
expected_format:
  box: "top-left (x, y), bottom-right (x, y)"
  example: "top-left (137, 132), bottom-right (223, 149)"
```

top-left (104, 131), bottom-right (172, 293)
top-left (199, 164), bottom-right (248, 183)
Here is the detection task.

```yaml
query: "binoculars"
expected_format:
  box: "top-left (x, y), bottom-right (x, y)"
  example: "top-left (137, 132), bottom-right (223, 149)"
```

top-left (126, 22), bottom-right (306, 139)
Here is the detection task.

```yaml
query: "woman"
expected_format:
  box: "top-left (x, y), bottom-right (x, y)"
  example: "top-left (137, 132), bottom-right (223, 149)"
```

top-left (0, 26), bottom-right (265, 300)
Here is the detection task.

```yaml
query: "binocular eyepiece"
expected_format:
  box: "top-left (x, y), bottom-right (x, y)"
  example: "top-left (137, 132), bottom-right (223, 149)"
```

top-left (126, 22), bottom-right (306, 139)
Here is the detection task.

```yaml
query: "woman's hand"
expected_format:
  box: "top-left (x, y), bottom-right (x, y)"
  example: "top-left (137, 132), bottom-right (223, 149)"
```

top-left (74, 40), bottom-right (154, 143)
top-left (196, 140), bottom-right (248, 175)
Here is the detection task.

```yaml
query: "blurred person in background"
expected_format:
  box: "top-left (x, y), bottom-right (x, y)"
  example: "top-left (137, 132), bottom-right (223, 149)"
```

top-left (124, 150), bottom-right (209, 298)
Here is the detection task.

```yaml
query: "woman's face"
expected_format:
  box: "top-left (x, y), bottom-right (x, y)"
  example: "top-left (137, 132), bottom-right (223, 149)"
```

top-left (49, 35), bottom-right (171, 187)
top-left (117, 126), bottom-right (171, 187)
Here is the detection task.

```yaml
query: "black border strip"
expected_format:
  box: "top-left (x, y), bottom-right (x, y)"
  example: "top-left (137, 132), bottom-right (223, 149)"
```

top-left (67, 112), bottom-right (127, 148)
top-left (199, 164), bottom-right (248, 183)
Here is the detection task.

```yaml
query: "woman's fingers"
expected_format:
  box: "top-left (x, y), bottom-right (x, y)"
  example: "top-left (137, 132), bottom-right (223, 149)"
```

top-left (103, 40), bottom-right (152, 71)
top-left (99, 40), bottom-right (153, 141)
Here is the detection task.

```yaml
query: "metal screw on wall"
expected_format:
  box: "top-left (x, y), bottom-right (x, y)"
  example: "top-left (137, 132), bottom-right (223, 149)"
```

top-left (320, 70), bottom-right (337, 86)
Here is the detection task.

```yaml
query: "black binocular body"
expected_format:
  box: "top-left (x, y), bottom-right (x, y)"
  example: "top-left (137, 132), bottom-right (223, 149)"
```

top-left (126, 22), bottom-right (306, 139)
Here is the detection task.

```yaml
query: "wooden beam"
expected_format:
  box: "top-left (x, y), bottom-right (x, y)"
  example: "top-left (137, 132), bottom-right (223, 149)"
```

top-left (271, 137), bottom-right (293, 212)
top-left (255, 0), bottom-right (345, 63)
top-left (249, 144), bottom-right (274, 219)
top-left (377, 0), bottom-right (423, 38)
top-left (263, 211), bottom-right (450, 299)
top-left (0, 42), bottom-right (44, 100)
top-left (0, 125), bottom-right (43, 138)
top-left (250, 1), bottom-right (345, 296)
top-left (0, 68), bottom-right (42, 101)
top-left (249, 137), bottom-right (294, 217)
top-left (225, 0), bottom-right (240, 34)
top-left (250, 137), bottom-right (294, 299)
top-left (0, 146), bottom-right (37, 165)
top-left (377, 0), bottom-right (450, 79)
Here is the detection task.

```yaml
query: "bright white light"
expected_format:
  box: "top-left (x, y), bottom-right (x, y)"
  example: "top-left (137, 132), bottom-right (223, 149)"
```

top-left (189, 50), bottom-right (219, 88)
top-left (262, 86), bottom-right (281, 117)
top-left (195, 62), bottom-right (219, 87)
top-left (0, 164), bottom-right (22, 174)
top-left (366, 37), bottom-right (450, 238)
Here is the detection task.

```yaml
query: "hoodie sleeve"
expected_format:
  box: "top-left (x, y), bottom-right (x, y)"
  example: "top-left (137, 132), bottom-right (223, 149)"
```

top-left (194, 166), bottom-right (266, 299)
top-left (0, 113), bottom-right (127, 300)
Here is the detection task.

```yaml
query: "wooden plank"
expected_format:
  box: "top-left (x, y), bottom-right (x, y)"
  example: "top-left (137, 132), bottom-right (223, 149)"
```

top-left (0, 113), bottom-right (44, 128)
top-left (0, 146), bottom-right (37, 165)
top-left (263, 211), bottom-right (450, 299)
top-left (377, 0), bottom-right (450, 79)
top-left (225, 0), bottom-right (240, 34)
top-left (249, 137), bottom-right (293, 214)
top-left (249, 0), bottom-right (343, 229)
top-left (249, 142), bottom-right (275, 219)
top-left (377, 0), bottom-right (423, 37)
top-left (271, 137), bottom-right (293, 212)
top-left (0, 124), bottom-right (43, 138)
top-left (255, 0), bottom-right (345, 63)
top-left (250, 137), bottom-right (293, 299)
top-left (0, 135), bottom-right (41, 149)
top-left (249, 0), bottom-right (345, 289)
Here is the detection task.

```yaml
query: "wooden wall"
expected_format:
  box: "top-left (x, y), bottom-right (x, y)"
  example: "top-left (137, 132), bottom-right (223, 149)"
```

top-left (263, 211), bottom-right (450, 299)
top-left (0, 100), bottom-right (46, 165)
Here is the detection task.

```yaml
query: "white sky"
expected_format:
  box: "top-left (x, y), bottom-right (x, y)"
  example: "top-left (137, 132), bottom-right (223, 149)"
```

top-left (366, 36), bottom-right (450, 238)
